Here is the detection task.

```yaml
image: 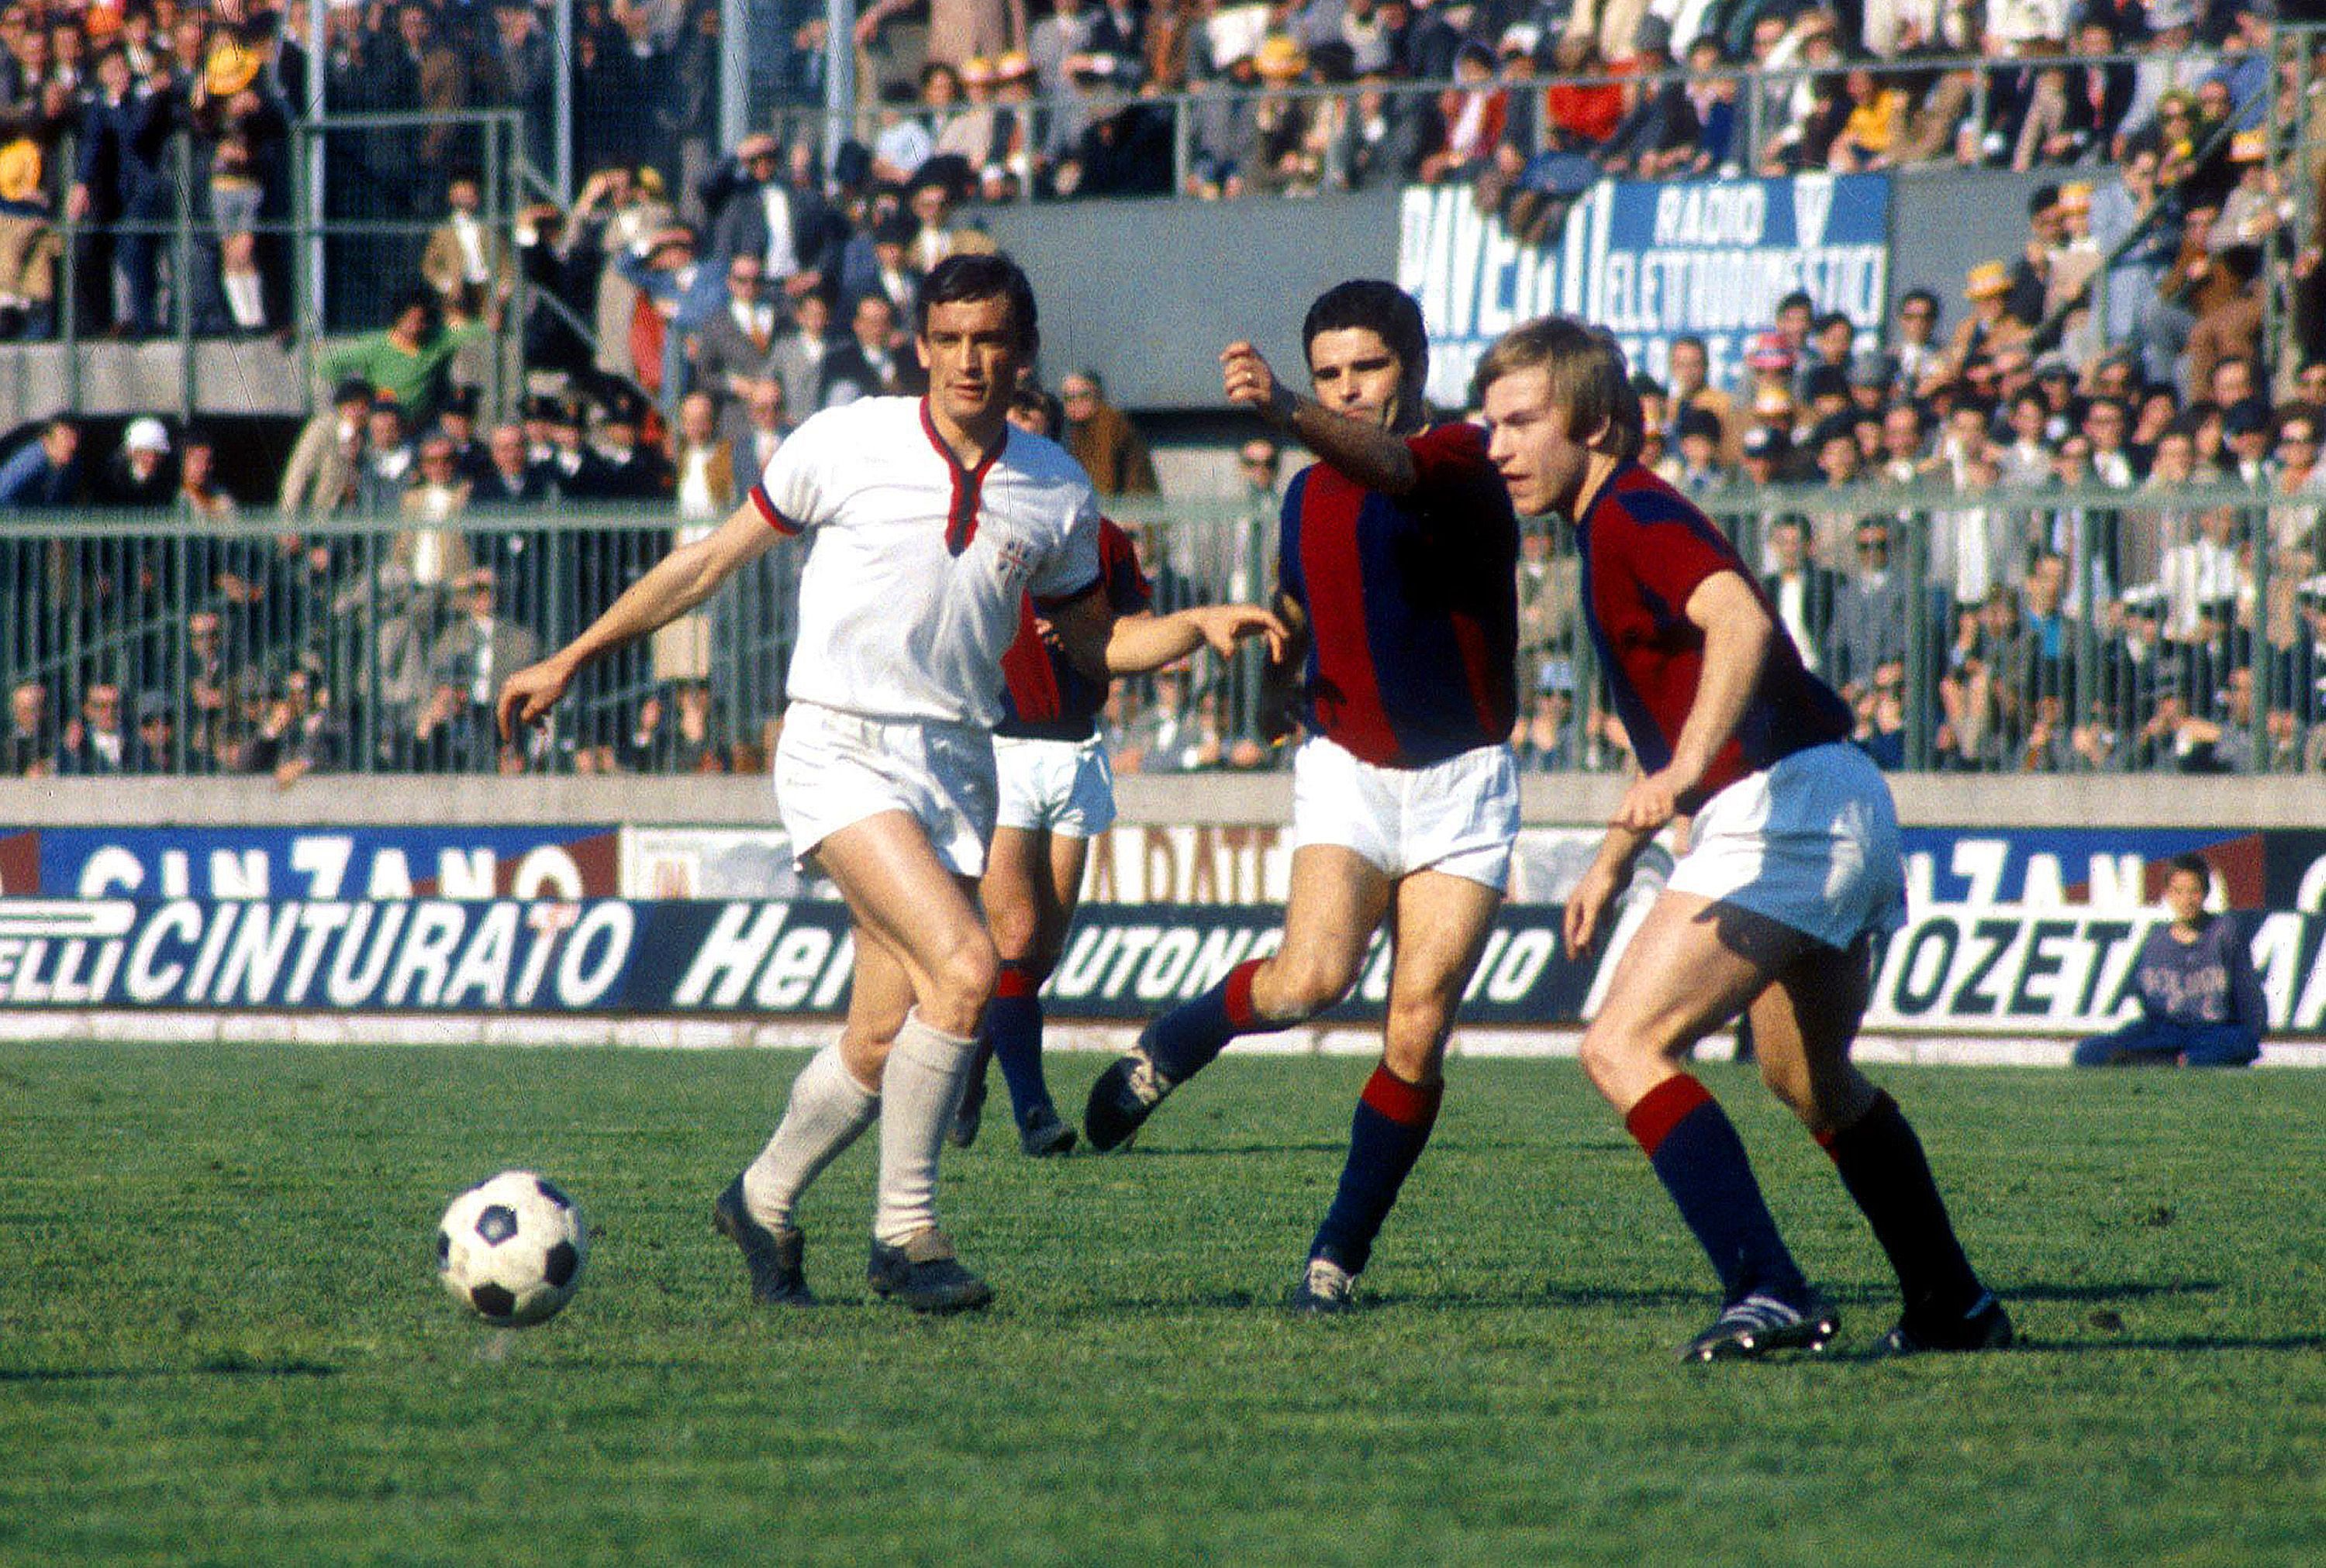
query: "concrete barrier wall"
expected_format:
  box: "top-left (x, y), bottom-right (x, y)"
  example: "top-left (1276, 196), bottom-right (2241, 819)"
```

top-left (2, 772), bottom-right (2317, 830)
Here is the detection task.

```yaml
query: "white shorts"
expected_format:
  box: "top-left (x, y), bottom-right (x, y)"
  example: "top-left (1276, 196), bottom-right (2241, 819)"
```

top-left (772, 701), bottom-right (998, 879)
top-left (994, 734), bottom-right (1117, 839)
top-left (1290, 735), bottom-right (1520, 891)
top-left (1666, 740), bottom-right (1907, 951)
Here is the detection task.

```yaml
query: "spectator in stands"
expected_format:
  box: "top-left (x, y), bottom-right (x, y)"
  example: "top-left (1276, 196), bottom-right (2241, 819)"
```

top-left (706, 133), bottom-right (839, 291)
top-left (70, 44), bottom-right (172, 337)
top-left (767, 284), bottom-right (842, 419)
top-left (93, 417), bottom-right (175, 508)
top-left (421, 171), bottom-right (513, 323)
top-left (427, 566), bottom-right (539, 763)
top-left (402, 434), bottom-right (471, 524)
top-left (0, 131), bottom-right (60, 340)
top-left (1828, 515), bottom-right (1910, 701)
top-left (1542, 34), bottom-right (1621, 153)
top-left (174, 429), bottom-right (234, 521)
top-left (616, 222), bottom-right (722, 406)
top-left (820, 291), bottom-right (916, 404)
top-left (357, 401), bottom-right (416, 513)
top-left (240, 663), bottom-right (347, 783)
top-left (838, 208), bottom-right (923, 323)
top-left (905, 172), bottom-right (996, 272)
top-left (0, 415), bottom-right (82, 507)
top-left (671, 388), bottom-right (734, 524)
top-left (2073, 853), bottom-right (2263, 1067)
top-left (321, 288), bottom-right (487, 429)
top-left (5, 679), bottom-right (53, 776)
top-left (1595, 18), bottom-right (1697, 179)
top-left (692, 250), bottom-right (781, 429)
top-left (124, 691), bottom-right (180, 775)
top-left (1510, 658), bottom-right (1576, 771)
top-left (53, 681), bottom-right (127, 774)
top-left (278, 378), bottom-right (372, 519)
top-left (1420, 40), bottom-right (1508, 186)
top-left (1762, 513), bottom-right (1840, 675)
top-left (1059, 368), bottom-right (1157, 495)
top-left (473, 421), bottom-right (555, 508)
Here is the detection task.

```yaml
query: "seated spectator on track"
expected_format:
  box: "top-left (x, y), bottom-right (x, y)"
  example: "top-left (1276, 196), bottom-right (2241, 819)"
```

top-left (2074, 854), bottom-right (2264, 1067)
top-left (53, 681), bottom-right (127, 774)
top-left (4, 680), bottom-right (53, 777)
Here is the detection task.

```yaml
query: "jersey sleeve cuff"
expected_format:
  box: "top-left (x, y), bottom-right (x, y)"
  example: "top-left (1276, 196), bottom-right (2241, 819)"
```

top-left (749, 483), bottom-right (801, 535)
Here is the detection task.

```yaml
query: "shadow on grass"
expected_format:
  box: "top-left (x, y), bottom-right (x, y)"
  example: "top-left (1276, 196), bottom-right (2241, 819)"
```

top-left (0, 1356), bottom-right (339, 1384)
top-left (1101, 1142), bottom-right (1348, 1159)
top-left (2003, 1280), bottom-right (2224, 1303)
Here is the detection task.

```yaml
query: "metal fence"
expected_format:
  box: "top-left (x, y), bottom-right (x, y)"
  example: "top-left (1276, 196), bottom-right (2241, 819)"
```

top-left (2, 481), bottom-right (2314, 782)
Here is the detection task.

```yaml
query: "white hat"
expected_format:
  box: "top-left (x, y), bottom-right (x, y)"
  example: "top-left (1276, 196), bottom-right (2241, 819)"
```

top-left (123, 418), bottom-right (170, 455)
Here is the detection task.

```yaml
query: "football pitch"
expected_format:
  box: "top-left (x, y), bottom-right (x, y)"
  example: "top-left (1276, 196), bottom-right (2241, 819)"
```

top-left (5, 1042), bottom-right (2324, 1566)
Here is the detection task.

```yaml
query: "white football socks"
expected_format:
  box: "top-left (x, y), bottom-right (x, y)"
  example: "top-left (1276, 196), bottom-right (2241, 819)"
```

top-left (741, 1041), bottom-right (879, 1231)
top-left (873, 1009), bottom-right (982, 1246)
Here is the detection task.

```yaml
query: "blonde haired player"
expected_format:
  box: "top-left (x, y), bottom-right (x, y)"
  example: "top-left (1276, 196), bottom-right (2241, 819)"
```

top-left (501, 255), bottom-right (1106, 1314)
top-left (1474, 315), bottom-right (2009, 1360)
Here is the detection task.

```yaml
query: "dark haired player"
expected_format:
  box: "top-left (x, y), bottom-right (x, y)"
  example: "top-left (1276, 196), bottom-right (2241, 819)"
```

top-left (1474, 315), bottom-right (2009, 1360)
top-left (502, 254), bottom-right (1109, 1315)
top-left (953, 388), bottom-right (1285, 1155)
top-left (1085, 280), bottom-right (1521, 1314)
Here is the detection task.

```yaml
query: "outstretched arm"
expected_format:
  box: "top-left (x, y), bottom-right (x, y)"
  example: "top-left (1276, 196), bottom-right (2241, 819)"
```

top-left (1221, 339), bottom-right (1418, 497)
top-left (498, 500), bottom-right (779, 738)
top-left (1105, 603), bottom-right (1288, 674)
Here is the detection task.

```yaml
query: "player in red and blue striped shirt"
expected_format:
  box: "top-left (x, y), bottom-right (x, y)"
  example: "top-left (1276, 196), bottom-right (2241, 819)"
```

top-left (1478, 315), bottom-right (2008, 1361)
top-left (1085, 281), bottom-right (1523, 1315)
top-left (960, 389), bottom-right (1288, 1158)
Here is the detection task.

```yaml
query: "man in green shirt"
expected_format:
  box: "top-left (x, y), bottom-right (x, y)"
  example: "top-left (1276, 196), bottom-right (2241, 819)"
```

top-left (319, 288), bottom-right (490, 427)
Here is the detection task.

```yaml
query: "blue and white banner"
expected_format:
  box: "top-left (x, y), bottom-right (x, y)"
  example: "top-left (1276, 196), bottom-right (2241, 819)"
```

top-left (1399, 173), bottom-right (1891, 408)
top-left (0, 827), bottom-right (621, 900)
top-left (7, 895), bottom-right (2326, 1037)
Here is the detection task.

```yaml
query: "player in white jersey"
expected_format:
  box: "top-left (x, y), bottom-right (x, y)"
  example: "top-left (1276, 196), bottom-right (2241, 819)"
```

top-left (499, 254), bottom-right (1112, 1313)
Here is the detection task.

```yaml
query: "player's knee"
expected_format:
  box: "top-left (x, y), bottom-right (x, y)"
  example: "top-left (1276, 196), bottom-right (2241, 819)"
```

top-left (985, 903), bottom-right (1040, 963)
top-left (927, 929), bottom-right (1000, 1018)
top-left (1383, 996), bottom-right (1452, 1076)
top-left (1258, 951), bottom-right (1356, 1021)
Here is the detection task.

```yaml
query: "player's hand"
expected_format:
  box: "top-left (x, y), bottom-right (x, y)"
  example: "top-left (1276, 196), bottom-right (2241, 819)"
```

top-left (1189, 603), bottom-right (1290, 661)
top-left (1221, 340), bottom-right (1296, 425)
top-left (1563, 856), bottom-right (1629, 957)
top-left (497, 659), bottom-right (573, 743)
top-left (1612, 767), bottom-right (1688, 835)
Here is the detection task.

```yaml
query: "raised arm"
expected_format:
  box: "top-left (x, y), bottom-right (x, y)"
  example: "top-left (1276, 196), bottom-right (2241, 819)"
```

top-left (1222, 339), bottom-right (1419, 497)
top-left (497, 500), bottom-right (780, 738)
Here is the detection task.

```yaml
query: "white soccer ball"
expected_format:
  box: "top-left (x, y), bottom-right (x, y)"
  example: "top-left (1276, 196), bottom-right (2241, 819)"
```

top-left (437, 1170), bottom-right (589, 1327)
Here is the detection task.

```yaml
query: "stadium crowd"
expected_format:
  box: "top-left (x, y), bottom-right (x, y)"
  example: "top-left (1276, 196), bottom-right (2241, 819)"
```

top-left (5, 0), bottom-right (2326, 778)
top-left (2, 0), bottom-right (2317, 342)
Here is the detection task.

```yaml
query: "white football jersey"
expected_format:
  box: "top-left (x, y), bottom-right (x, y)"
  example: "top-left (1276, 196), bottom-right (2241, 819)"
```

top-left (751, 397), bottom-right (1103, 725)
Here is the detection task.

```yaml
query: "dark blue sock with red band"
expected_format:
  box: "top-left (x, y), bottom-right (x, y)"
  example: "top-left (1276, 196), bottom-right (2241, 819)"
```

top-left (1627, 1074), bottom-right (1808, 1304)
top-left (1817, 1089), bottom-right (1983, 1318)
top-left (1143, 960), bottom-right (1284, 1083)
top-left (987, 960), bottom-right (1052, 1121)
top-left (1310, 1065), bottom-right (1444, 1274)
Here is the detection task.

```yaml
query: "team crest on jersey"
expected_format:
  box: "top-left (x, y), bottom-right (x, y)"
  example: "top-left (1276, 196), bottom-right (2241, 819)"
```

top-left (989, 531), bottom-right (1037, 581)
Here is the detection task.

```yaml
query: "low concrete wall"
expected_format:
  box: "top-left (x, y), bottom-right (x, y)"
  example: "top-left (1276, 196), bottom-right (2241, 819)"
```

top-left (0, 771), bottom-right (2316, 829)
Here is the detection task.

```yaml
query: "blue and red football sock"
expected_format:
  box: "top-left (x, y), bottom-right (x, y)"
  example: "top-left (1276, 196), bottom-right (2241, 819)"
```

top-left (986, 960), bottom-right (1052, 1122)
top-left (1142, 959), bottom-right (1286, 1083)
top-left (1310, 1063), bottom-right (1444, 1274)
top-left (1626, 1073), bottom-right (1810, 1304)
top-left (1817, 1089), bottom-right (1983, 1318)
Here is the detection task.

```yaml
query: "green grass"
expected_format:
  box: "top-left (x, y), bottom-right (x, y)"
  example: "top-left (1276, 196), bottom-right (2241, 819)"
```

top-left (4, 1044), bottom-right (2324, 1566)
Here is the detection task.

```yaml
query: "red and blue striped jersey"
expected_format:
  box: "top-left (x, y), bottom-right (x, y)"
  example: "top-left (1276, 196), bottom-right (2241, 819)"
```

top-left (996, 517), bottom-right (1151, 742)
top-left (1579, 461), bottom-right (1853, 812)
top-left (1278, 421), bottom-right (1519, 768)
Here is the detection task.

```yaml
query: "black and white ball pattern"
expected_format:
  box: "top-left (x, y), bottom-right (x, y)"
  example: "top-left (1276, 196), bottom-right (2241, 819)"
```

top-left (437, 1170), bottom-right (588, 1326)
